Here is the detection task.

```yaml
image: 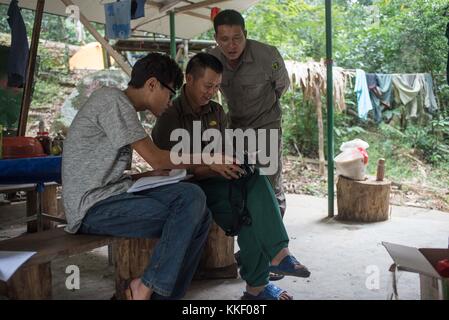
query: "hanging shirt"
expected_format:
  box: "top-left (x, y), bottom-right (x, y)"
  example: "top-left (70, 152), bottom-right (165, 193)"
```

top-left (422, 73), bottom-right (439, 113)
top-left (354, 69), bottom-right (373, 120)
top-left (366, 73), bottom-right (393, 124)
top-left (104, 0), bottom-right (131, 40)
top-left (131, 0), bottom-right (145, 20)
top-left (7, 0), bottom-right (29, 88)
top-left (376, 74), bottom-right (393, 108)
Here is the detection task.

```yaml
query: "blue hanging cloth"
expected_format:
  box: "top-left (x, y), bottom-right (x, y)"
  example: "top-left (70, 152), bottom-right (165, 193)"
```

top-left (104, 0), bottom-right (131, 40)
top-left (7, 0), bottom-right (29, 88)
top-left (131, 0), bottom-right (145, 20)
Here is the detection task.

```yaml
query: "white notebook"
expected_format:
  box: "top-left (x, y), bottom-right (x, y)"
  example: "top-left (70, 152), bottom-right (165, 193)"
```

top-left (0, 251), bottom-right (37, 282)
top-left (127, 169), bottom-right (188, 193)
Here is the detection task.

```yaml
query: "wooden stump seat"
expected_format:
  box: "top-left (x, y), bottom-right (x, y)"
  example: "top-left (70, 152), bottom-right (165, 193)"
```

top-left (112, 221), bottom-right (238, 300)
top-left (0, 223), bottom-right (237, 300)
top-left (337, 175), bottom-right (391, 222)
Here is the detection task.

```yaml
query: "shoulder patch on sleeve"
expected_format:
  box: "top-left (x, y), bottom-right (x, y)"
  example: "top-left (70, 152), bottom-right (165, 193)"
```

top-left (272, 61), bottom-right (280, 70)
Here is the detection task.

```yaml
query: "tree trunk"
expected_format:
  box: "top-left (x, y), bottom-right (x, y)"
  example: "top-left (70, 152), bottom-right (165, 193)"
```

top-left (315, 86), bottom-right (325, 176)
top-left (6, 263), bottom-right (52, 299)
top-left (337, 176), bottom-right (391, 222)
top-left (113, 239), bottom-right (158, 300)
top-left (195, 222), bottom-right (237, 279)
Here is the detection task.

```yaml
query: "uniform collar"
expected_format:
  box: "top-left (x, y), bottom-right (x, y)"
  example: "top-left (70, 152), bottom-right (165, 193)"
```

top-left (179, 85), bottom-right (212, 116)
top-left (241, 40), bottom-right (254, 63)
top-left (222, 39), bottom-right (254, 71)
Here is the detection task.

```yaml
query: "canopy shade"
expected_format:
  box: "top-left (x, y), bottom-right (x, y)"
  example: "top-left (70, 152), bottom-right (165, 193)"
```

top-left (0, 0), bottom-right (260, 39)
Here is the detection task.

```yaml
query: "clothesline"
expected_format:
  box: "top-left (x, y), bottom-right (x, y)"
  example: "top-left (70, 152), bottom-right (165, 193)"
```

top-left (354, 69), bottom-right (439, 123)
top-left (285, 61), bottom-right (440, 121)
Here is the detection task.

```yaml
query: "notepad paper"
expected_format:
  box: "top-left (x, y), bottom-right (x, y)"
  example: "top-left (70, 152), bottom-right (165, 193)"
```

top-left (0, 251), bottom-right (37, 282)
top-left (127, 169), bottom-right (188, 193)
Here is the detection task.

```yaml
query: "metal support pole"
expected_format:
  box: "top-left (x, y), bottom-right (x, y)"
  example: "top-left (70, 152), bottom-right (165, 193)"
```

top-left (102, 37), bottom-right (112, 69)
top-left (325, 0), bottom-right (334, 217)
top-left (18, 0), bottom-right (45, 136)
top-left (170, 11), bottom-right (176, 59)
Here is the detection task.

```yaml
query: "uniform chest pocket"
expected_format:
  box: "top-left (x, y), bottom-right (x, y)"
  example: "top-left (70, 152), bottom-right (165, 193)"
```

top-left (239, 73), bottom-right (270, 99)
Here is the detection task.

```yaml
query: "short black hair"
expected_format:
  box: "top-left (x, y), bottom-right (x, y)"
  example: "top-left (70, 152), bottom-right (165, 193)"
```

top-left (213, 9), bottom-right (245, 33)
top-left (128, 52), bottom-right (183, 90)
top-left (186, 52), bottom-right (223, 79)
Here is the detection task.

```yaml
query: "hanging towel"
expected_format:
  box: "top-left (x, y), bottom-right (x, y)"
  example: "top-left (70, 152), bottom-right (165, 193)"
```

top-left (354, 69), bottom-right (373, 120)
top-left (392, 74), bottom-right (423, 118)
top-left (104, 0), bottom-right (131, 40)
top-left (366, 73), bottom-right (381, 123)
top-left (7, 0), bottom-right (29, 88)
top-left (131, 0), bottom-right (145, 20)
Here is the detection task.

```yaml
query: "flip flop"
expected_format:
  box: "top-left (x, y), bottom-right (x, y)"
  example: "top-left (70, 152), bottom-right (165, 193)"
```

top-left (241, 283), bottom-right (293, 300)
top-left (269, 272), bottom-right (285, 281)
top-left (269, 255), bottom-right (311, 278)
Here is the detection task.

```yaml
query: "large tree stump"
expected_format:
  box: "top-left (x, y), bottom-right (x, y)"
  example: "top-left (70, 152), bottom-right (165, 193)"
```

top-left (337, 175), bottom-right (391, 222)
top-left (113, 238), bottom-right (158, 300)
top-left (195, 222), bottom-right (237, 279)
top-left (4, 263), bottom-right (52, 300)
top-left (113, 222), bottom-right (238, 299)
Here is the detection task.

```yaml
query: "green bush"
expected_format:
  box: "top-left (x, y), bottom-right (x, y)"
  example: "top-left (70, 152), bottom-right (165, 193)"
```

top-left (281, 90), bottom-right (318, 157)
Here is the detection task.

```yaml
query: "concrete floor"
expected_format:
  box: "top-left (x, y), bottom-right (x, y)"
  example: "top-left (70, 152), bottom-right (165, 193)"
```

top-left (1, 194), bottom-right (448, 300)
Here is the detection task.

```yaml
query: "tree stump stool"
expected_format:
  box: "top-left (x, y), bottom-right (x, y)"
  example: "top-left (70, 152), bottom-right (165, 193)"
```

top-left (113, 238), bottom-right (159, 300)
top-left (113, 222), bottom-right (237, 299)
top-left (194, 222), bottom-right (237, 280)
top-left (337, 175), bottom-right (391, 222)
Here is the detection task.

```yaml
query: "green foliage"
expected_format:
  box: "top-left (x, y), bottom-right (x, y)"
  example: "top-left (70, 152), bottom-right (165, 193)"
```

top-left (31, 78), bottom-right (63, 109)
top-left (404, 117), bottom-right (449, 165)
top-left (243, 0), bottom-right (449, 184)
top-left (281, 90), bottom-right (319, 157)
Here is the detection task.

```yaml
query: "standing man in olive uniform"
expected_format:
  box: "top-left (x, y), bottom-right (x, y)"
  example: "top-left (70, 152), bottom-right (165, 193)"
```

top-left (209, 9), bottom-right (290, 218)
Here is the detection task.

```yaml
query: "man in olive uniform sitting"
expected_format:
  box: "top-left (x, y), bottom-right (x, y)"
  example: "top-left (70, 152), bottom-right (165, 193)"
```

top-left (152, 53), bottom-right (310, 300)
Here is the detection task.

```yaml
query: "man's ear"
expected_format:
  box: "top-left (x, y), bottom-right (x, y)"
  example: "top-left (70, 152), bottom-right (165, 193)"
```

top-left (186, 73), bottom-right (194, 84)
top-left (145, 77), bottom-right (158, 91)
top-left (244, 29), bottom-right (247, 38)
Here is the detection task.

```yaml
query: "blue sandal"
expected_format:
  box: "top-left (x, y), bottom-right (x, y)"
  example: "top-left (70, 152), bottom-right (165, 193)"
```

top-left (241, 283), bottom-right (293, 300)
top-left (269, 255), bottom-right (311, 278)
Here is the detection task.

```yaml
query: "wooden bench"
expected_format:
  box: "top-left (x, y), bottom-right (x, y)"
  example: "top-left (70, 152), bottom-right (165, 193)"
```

top-left (0, 227), bottom-right (118, 299)
top-left (0, 223), bottom-right (237, 300)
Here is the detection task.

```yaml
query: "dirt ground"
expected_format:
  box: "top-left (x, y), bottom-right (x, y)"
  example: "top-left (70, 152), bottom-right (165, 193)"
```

top-left (282, 156), bottom-right (449, 213)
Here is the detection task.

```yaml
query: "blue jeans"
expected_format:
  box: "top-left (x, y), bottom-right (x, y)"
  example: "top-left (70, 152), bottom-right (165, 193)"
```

top-left (79, 182), bottom-right (212, 298)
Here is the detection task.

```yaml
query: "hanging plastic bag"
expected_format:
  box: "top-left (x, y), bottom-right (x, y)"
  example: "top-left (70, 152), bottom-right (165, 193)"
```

top-left (334, 139), bottom-right (369, 180)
